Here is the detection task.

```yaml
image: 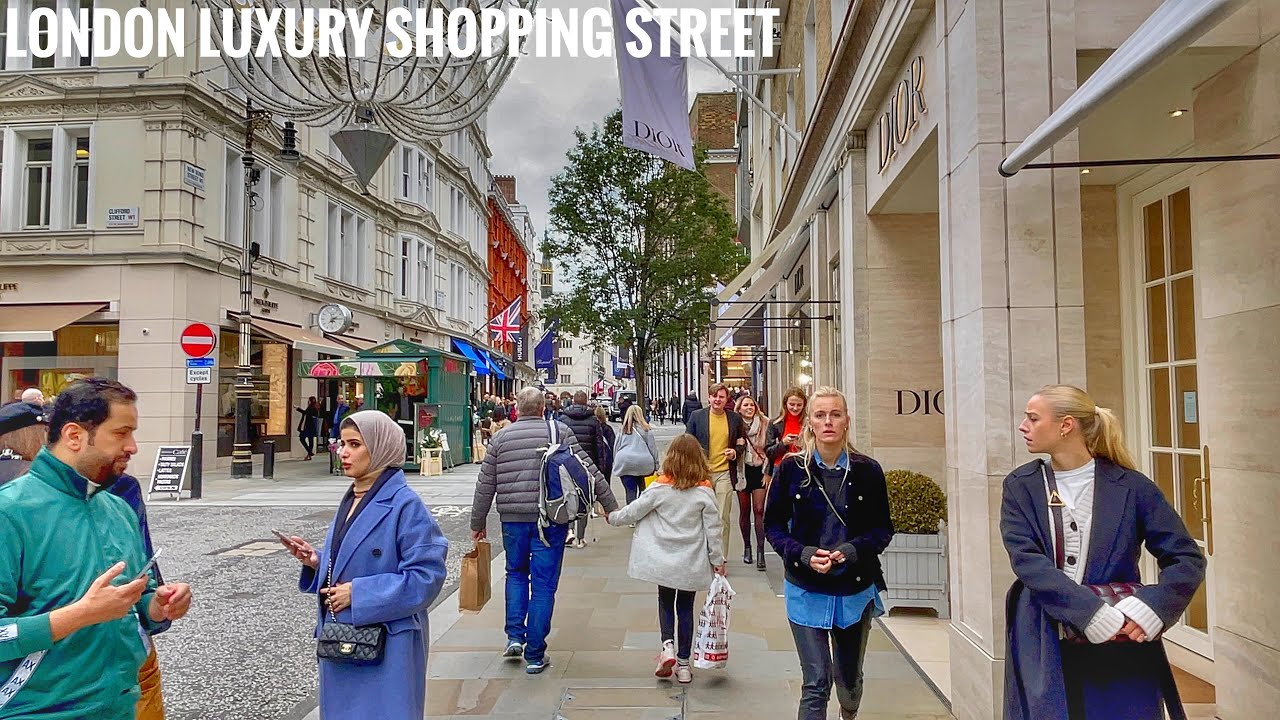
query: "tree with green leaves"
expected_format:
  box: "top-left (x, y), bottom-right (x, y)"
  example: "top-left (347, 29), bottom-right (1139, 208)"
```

top-left (541, 109), bottom-right (745, 406)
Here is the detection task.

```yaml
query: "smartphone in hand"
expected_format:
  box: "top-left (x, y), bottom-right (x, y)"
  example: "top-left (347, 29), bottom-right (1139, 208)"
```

top-left (272, 529), bottom-right (300, 548)
top-left (131, 548), bottom-right (163, 582)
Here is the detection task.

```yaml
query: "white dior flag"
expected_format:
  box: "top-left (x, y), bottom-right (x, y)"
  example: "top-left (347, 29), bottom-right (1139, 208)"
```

top-left (611, 0), bottom-right (695, 170)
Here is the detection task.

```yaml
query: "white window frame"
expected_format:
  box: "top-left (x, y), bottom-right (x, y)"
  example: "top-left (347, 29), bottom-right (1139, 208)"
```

top-left (22, 135), bottom-right (52, 229)
top-left (325, 200), bottom-right (371, 287)
top-left (4, 0), bottom-right (96, 71)
top-left (224, 144), bottom-right (287, 260)
top-left (396, 233), bottom-right (435, 303)
top-left (0, 125), bottom-right (94, 232)
top-left (397, 144), bottom-right (434, 208)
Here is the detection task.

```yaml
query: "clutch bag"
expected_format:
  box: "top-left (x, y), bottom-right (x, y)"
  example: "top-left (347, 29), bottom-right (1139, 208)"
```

top-left (1061, 581), bottom-right (1146, 644)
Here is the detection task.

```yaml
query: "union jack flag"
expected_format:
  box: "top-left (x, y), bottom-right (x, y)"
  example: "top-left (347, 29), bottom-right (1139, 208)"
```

top-left (489, 297), bottom-right (522, 345)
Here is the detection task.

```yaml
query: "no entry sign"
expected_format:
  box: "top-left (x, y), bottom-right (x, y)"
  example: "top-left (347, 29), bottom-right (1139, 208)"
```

top-left (180, 323), bottom-right (216, 358)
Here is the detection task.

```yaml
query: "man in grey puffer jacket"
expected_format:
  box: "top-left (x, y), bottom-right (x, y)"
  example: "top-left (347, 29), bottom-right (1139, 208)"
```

top-left (470, 387), bottom-right (619, 674)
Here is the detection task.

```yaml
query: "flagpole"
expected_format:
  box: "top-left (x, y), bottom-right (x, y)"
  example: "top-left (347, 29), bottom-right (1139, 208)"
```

top-left (634, 0), bottom-right (800, 141)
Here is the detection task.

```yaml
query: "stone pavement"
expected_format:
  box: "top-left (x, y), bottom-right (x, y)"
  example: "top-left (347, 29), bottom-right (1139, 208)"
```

top-left (173, 457), bottom-right (481, 507)
top-left (414, 522), bottom-right (954, 719)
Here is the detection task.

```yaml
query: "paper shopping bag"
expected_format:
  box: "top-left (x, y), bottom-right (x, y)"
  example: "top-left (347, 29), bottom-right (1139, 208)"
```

top-left (459, 540), bottom-right (492, 611)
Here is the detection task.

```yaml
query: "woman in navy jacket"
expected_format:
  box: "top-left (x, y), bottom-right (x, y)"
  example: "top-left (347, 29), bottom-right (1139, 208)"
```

top-left (764, 387), bottom-right (894, 720)
top-left (1002, 385), bottom-right (1204, 720)
top-left (281, 411), bottom-right (449, 720)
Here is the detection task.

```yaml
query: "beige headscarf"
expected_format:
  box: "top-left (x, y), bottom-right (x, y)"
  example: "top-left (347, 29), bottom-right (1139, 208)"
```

top-left (343, 410), bottom-right (406, 475)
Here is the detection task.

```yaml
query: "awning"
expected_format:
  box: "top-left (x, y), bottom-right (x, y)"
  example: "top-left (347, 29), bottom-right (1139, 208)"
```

top-left (247, 316), bottom-right (356, 357)
top-left (486, 352), bottom-right (509, 381)
top-left (328, 334), bottom-right (379, 351)
top-left (1000, 0), bottom-right (1249, 176)
top-left (0, 302), bottom-right (108, 342)
top-left (450, 339), bottom-right (490, 376)
top-left (714, 233), bottom-right (810, 346)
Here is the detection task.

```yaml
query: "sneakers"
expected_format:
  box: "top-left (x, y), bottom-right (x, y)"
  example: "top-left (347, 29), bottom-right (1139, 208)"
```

top-left (654, 641), bottom-right (676, 678)
top-left (574, 539), bottom-right (587, 549)
top-left (675, 663), bottom-right (692, 684)
top-left (502, 641), bottom-right (525, 659)
top-left (525, 657), bottom-right (552, 674)
top-left (565, 531), bottom-right (576, 547)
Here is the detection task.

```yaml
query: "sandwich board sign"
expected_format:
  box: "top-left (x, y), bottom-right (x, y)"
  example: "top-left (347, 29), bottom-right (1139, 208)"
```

top-left (149, 445), bottom-right (191, 500)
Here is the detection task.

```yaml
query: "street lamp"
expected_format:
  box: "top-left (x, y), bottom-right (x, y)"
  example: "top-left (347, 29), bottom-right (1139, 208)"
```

top-left (230, 103), bottom-right (303, 479)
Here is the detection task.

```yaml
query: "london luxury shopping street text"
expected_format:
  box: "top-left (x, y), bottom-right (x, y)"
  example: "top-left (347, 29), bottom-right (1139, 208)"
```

top-left (0, 1), bottom-right (1275, 719)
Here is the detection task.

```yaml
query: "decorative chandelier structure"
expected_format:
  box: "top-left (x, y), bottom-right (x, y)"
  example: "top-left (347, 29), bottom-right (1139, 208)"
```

top-left (196, 0), bottom-right (536, 185)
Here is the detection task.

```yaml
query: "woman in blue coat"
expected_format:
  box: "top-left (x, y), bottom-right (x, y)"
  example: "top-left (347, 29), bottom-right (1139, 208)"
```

top-left (1002, 385), bottom-right (1205, 720)
top-left (281, 410), bottom-right (449, 720)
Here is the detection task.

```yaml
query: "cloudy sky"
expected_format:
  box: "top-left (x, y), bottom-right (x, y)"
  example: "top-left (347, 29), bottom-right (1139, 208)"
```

top-left (486, 0), bottom-right (739, 248)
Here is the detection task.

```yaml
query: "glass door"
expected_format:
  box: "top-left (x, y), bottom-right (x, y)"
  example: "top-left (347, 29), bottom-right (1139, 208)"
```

top-left (1139, 187), bottom-right (1213, 657)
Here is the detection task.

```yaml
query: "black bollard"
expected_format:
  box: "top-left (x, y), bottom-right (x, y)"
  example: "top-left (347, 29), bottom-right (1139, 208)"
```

top-left (189, 430), bottom-right (203, 499)
top-left (262, 440), bottom-right (275, 479)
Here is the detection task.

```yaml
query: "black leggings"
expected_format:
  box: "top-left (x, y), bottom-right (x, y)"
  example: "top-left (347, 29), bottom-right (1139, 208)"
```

top-left (658, 586), bottom-right (696, 660)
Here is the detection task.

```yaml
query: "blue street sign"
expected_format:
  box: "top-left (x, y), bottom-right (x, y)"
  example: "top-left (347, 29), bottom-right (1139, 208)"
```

top-left (186, 358), bottom-right (215, 368)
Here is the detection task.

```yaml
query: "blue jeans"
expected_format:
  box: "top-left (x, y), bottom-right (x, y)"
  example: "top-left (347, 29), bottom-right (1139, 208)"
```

top-left (620, 475), bottom-right (646, 505)
top-left (501, 521), bottom-right (568, 663)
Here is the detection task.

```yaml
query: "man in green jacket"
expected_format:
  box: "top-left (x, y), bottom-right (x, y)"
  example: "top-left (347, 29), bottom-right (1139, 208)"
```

top-left (0, 378), bottom-right (193, 719)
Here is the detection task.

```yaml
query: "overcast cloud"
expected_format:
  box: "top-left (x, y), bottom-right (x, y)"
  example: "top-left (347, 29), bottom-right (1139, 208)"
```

top-left (486, 0), bottom-right (738, 252)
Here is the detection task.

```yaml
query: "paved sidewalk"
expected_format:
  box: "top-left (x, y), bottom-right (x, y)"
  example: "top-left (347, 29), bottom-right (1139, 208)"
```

top-left (162, 457), bottom-right (481, 507)
top-left (420, 522), bottom-right (954, 720)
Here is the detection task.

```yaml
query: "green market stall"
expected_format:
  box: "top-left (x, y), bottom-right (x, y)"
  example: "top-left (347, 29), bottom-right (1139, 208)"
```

top-left (298, 340), bottom-right (474, 469)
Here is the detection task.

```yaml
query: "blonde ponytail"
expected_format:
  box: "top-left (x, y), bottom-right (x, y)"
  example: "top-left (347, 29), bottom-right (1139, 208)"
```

top-left (1035, 385), bottom-right (1137, 470)
top-left (1091, 405), bottom-right (1138, 470)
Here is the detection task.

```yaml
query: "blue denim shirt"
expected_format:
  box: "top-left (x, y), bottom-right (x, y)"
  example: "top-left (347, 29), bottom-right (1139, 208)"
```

top-left (784, 451), bottom-right (885, 629)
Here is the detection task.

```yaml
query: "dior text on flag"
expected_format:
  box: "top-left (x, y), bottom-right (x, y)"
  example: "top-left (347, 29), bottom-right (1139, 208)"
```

top-left (611, 0), bottom-right (695, 170)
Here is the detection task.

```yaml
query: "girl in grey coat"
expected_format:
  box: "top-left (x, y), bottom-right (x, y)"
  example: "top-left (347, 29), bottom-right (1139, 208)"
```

top-left (607, 435), bottom-right (726, 684)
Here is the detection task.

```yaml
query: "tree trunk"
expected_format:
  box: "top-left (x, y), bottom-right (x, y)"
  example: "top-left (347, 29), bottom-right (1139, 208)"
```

top-left (634, 350), bottom-right (648, 412)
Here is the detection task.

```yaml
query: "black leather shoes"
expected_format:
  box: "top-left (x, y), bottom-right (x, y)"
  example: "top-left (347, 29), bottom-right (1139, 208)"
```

top-left (756, 547), bottom-right (766, 571)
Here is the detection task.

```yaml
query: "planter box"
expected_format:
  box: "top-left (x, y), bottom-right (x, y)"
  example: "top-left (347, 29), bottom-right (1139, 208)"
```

top-left (883, 521), bottom-right (949, 618)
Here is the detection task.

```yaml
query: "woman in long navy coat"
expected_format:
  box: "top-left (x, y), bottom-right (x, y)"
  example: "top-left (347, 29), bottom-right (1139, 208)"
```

top-left (1002, 385), bottom-right (1205, 720)
top-left (281, 410), bottom-right (449, 719)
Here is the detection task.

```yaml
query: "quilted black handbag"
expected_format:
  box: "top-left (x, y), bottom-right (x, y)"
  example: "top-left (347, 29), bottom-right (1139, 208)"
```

top-left (316, 560), bottom-right (386, 665)
top-left (317, 621), bottom-right (386, 665)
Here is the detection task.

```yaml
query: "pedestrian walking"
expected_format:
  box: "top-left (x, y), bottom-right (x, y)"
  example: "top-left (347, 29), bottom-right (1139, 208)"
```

top-left (680, 392), bottom-right (702, 424)
top-left (606, 434), bottom-right (726, 684)
top-left (559, 391), bottom-right (609, 548)
top-left (613, 405), bottom-right (659, 505)
top-left (297, 396), bottom-right (320, 460)
top-left (657, 398), bottom-right (668, 424)
top-left (764, 386), bottom-right (894, 720)
top-left (766, 387), bottom-right (808, 472)
top-left (280, 410), bottom-right (449, 720)
top-left (106, 471), bottom-right (173, 720)
top-left (470, 388), bottom-right (619, 674)
top-left (0, 378), bottom-right (194, 720)
top-left (0, 401), bottom-right (46, 486)
top-left (594, 406), bottom-right (616, 480)
top-left (734, 395), bottom-right (770, 571)
top-left (683, 383), bottom-right (746, 558)
top-left (1002, 385), bottom-right (1205, 720)
top-left (329, 395), bottom-right (351, 441)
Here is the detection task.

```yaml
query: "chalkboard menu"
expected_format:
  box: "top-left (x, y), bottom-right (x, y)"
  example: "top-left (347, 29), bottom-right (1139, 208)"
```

top-left (149, 446), bottom-right (191, 496)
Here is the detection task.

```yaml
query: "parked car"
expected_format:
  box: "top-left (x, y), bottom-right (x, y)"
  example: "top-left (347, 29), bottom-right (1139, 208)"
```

top-left (612, 391), bottom-right (637, 421)
top-left (592, 396), bottom-right (616, 419)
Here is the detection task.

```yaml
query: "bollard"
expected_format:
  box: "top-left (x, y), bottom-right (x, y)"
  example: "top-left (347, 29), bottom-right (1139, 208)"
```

top-left (262, 440), bottom-right (275, 479)
top-left (189, 430), bottom-right (203, 500)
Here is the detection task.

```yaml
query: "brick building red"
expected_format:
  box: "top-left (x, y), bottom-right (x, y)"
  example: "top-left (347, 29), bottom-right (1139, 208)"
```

top-left (689, 92), bottom-right (738, 204)
top-left (487, 176), bottom-right (529, 351)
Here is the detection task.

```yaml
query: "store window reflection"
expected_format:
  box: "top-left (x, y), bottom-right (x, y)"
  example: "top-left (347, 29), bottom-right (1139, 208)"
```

top-left (217, 331), bottom-right (292, 457)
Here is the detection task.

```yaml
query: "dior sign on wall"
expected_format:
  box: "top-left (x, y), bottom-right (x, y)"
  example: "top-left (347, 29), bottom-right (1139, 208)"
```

top-left (877, 56), bottom-right (928, 174)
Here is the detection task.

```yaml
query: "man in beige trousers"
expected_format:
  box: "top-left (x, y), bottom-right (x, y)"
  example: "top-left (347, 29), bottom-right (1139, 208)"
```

top-left (682, 384), bottom-right (747, 559)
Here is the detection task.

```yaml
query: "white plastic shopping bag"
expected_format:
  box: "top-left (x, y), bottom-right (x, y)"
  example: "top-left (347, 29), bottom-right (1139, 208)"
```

top-left (692, 575), bottom-right (735, 670)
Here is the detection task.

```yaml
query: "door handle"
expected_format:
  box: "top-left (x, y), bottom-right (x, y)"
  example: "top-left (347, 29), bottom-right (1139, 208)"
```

top-left (1197, 445), bottom-right (1213, 557)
